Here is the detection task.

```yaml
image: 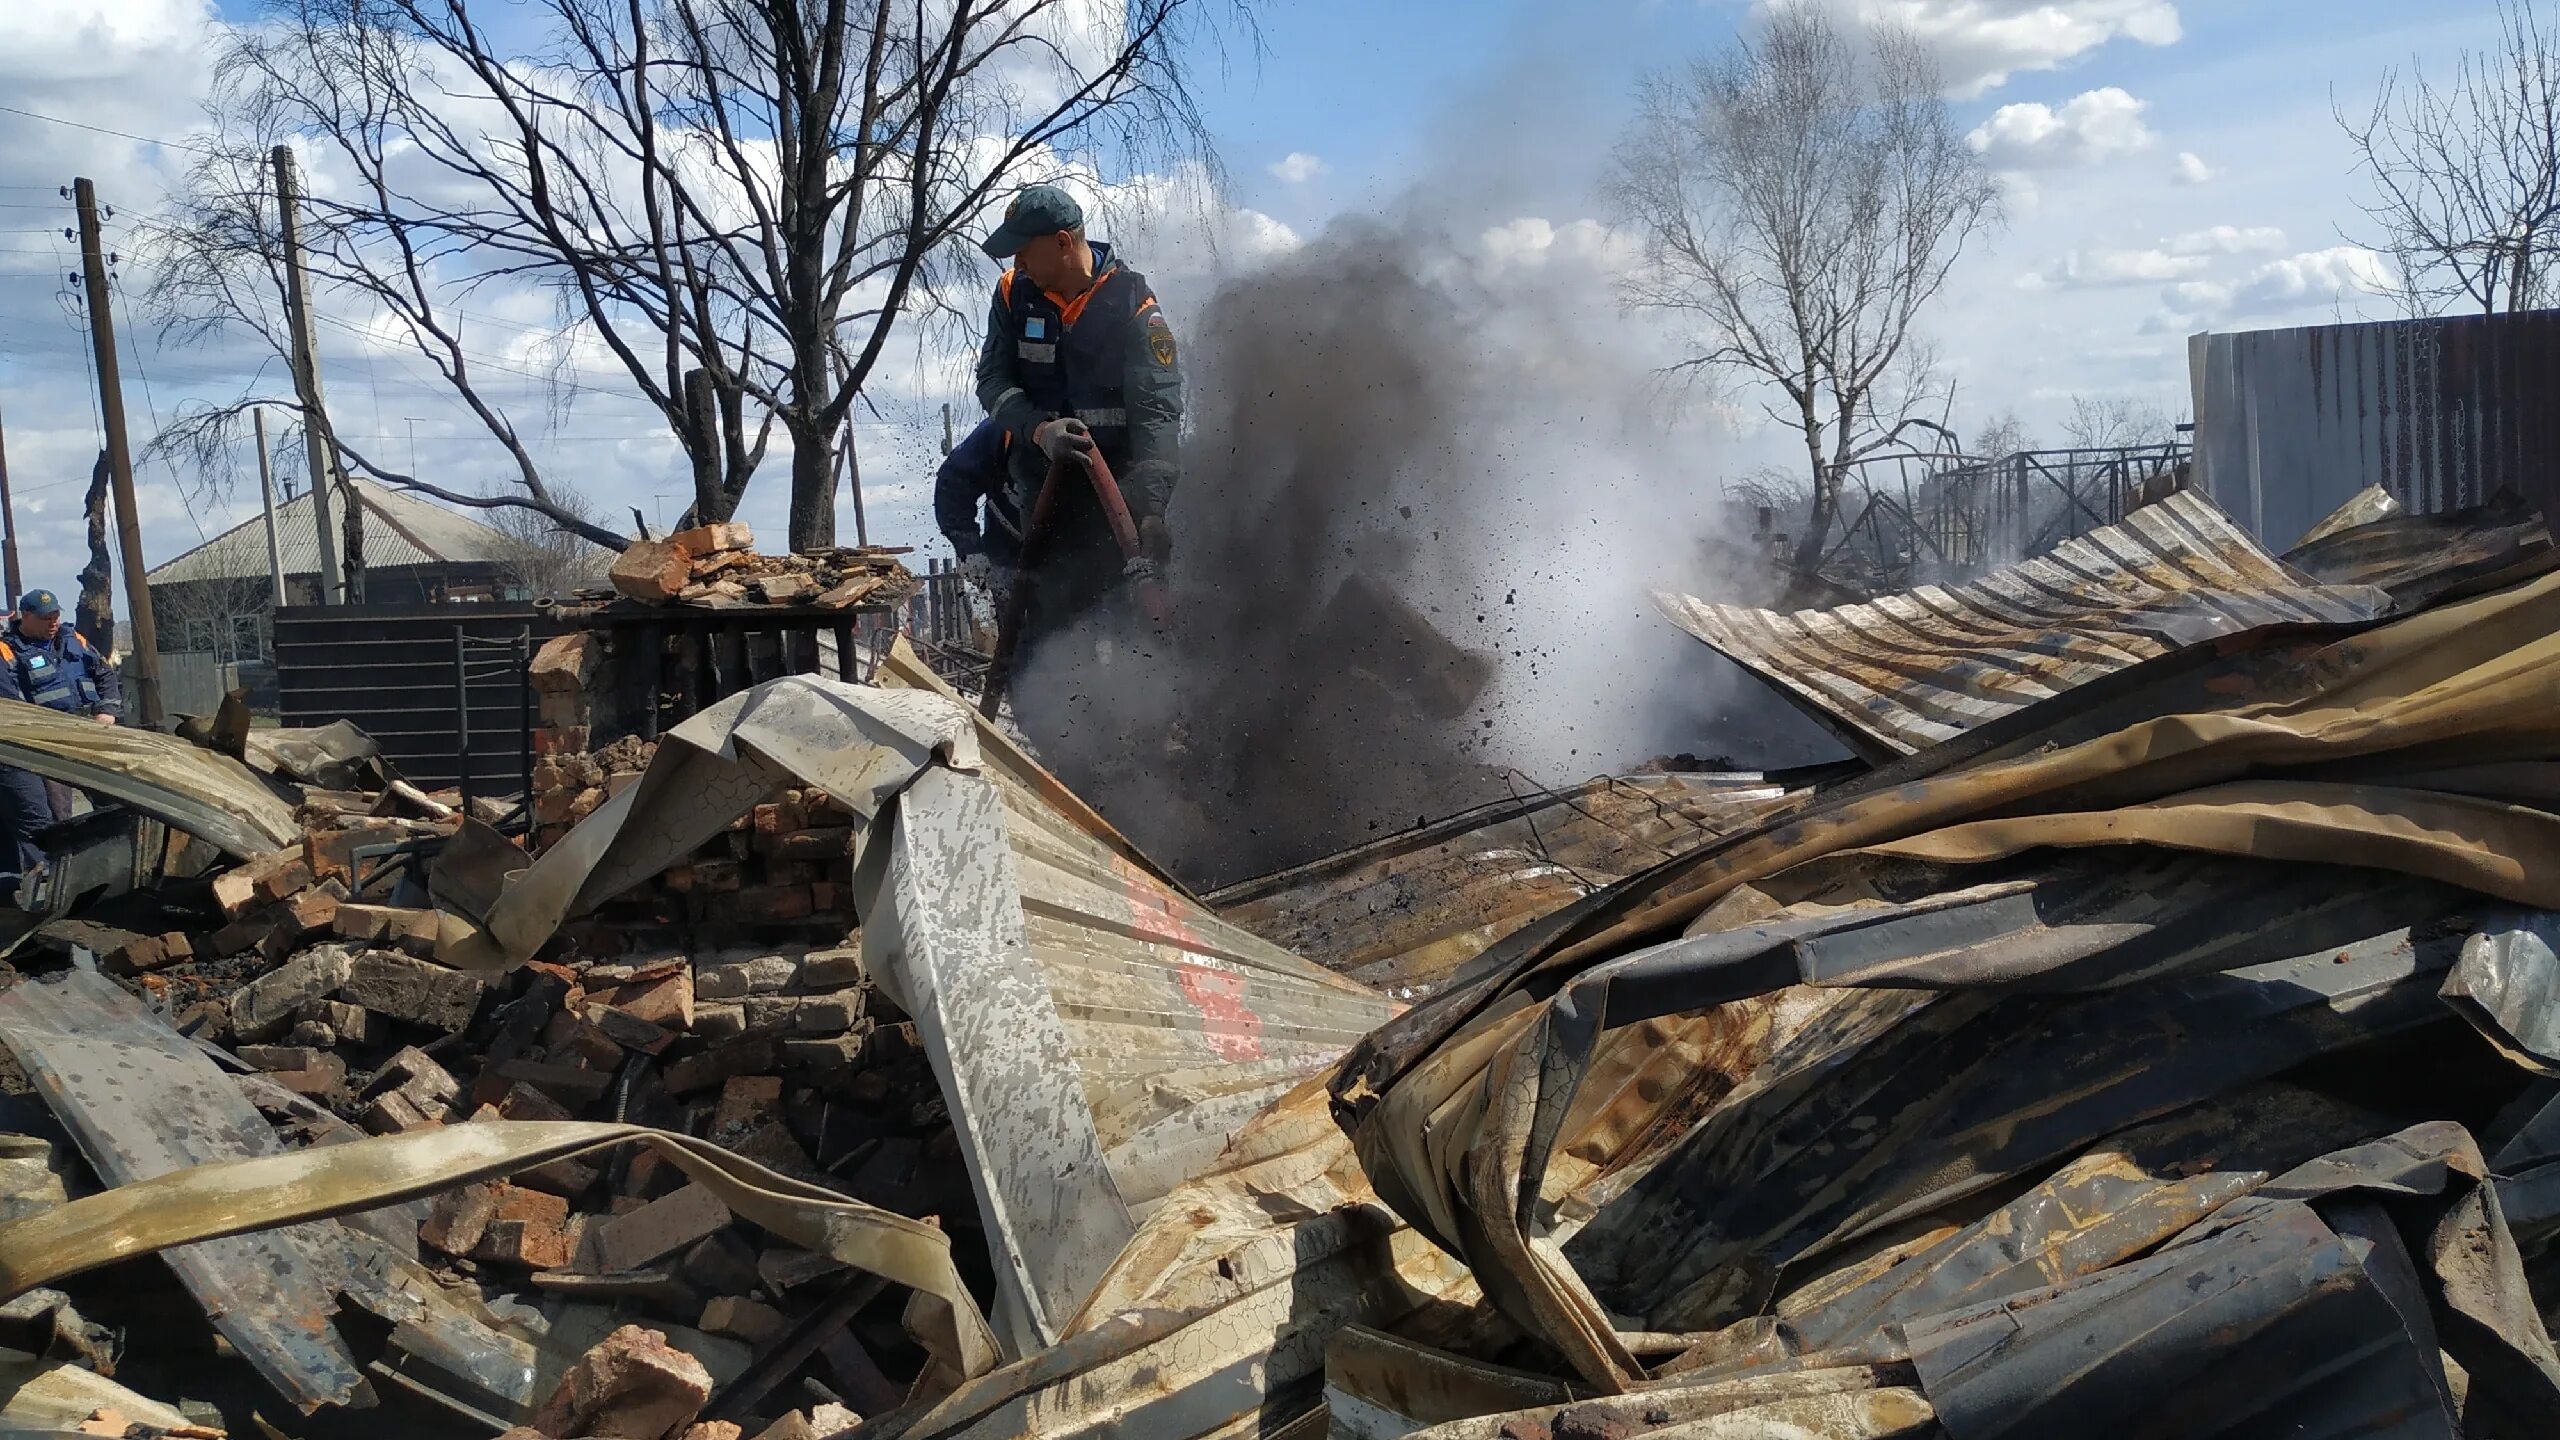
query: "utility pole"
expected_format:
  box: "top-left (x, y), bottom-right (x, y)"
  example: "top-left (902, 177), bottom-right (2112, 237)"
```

top-left (0, 403), bottom-right (20, 600)
top-left (253, 407), bottom-right (286, 609)
top-left (272, 146), bottom-right (342, 604)
top-left (842, 417), bottom-right (870, 548)
top-left (72, 177), bottom-right (162, 727)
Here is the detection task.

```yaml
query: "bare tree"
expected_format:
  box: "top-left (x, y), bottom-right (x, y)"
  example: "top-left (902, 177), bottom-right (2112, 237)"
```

top-left (487, 483), bottom-right (612, 601)
top-left (2339, 0), bottom-right (2560, 315)
top-left (1970, 409), bottom-right (2032, 462)
top-left (1612, 7), bottom-right (2001, 573)
top-left (151, 0), bottom-right (1240, 553)
top-left (142, 147), bottom-right (637, 550)
top-left (2061, 396), bottom-right (2178, 452)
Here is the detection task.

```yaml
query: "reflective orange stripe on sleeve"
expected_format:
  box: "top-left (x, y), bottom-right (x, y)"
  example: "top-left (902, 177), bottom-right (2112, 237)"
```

top-left (998, 271), bottom-right (1015, 308)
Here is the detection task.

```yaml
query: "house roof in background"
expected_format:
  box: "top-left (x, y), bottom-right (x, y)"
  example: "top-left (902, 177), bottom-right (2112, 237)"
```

top-left (146, 478), bottom-right (518, 586)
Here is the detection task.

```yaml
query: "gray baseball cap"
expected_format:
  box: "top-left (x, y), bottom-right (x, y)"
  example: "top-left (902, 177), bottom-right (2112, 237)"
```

top-left (980, 184), bottom-right (1084, 259)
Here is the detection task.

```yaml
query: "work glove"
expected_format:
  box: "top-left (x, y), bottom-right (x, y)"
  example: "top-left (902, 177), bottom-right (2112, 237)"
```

top-left (959, 552), bottom-right (992, 588)
top-left (91, 713), bottom-right (114, 727)
top-left (1139, 514), bottom-right (1172, 567)
top-left (1033, 417), bottom-right (1095, 463)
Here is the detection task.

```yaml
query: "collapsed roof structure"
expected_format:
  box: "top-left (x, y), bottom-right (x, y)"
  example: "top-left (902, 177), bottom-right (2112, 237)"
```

top-left (0, 482), bottom-right (2557, 1440)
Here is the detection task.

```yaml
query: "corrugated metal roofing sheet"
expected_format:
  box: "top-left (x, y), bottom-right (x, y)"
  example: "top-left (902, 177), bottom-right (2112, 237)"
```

top-left (1651, 489), bottom-right (2394, 760)
top-left (147, 478), bottom-right (520, 585)
top-left (2280, 487), bottom-right (2555, 606)
top-left (1212, 772), bottom-right (1792, 992)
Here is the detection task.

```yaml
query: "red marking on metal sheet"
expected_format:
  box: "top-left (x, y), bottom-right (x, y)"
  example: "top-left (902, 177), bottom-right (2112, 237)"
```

top-left (1111, 854), bottom-right (1210, 950)
top-left (1107, 856), bottom-right (1279, 1058)
top-left (1176, 963), bottom-right (1265, 1061)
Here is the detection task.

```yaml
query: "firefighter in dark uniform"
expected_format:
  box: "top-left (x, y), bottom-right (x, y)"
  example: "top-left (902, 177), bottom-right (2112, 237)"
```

top-left (934, 414), bottom-right (1025, 602)
top-left (972, 184), bottom-right (1181, 660)
top-left (0, 589), bottom-right (120, 877)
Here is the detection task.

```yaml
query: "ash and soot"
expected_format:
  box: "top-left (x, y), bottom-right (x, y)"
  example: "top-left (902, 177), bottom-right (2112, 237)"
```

top-left (1009, 210), bottom-right (1823, 888)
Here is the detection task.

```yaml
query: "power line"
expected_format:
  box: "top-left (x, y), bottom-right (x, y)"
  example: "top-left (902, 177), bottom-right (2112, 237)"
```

top-left (310, 310), bottom-right (637, 399)
top-left (0, 103), bottom-right (211, 155)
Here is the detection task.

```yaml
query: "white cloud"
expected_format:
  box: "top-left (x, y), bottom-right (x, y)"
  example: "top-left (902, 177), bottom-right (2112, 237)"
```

top-left (1267, 151), bottom-right (1329, 184)
top-left (2167, 225), bottom-right (2287, 256)
top-left (1773, 1), bottom-right (2182, 96)
top-left (1477, 217), bottom-right (1638, 274)
top-left (2023, 247), bottom-right (2211, 289)
top-left (2171, 151), bottom-right (2217, 185)
top-left (2163, 245), bottom-right (2394, 323)
top-left (1968, 87), bottom-right (2156, 169)
top-left (0, 0), bottom-right (211, 84)
top-left (2024, 226), bottom-right (2291, 291)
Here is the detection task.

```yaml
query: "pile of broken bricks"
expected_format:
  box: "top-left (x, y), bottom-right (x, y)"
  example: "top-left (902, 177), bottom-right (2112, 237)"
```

top-left (4, 803), bottom-right (971, 1437)
top-left (522, 748), bottom-right (865, 937)
top-left (598, 522), bottom-right (914, 612)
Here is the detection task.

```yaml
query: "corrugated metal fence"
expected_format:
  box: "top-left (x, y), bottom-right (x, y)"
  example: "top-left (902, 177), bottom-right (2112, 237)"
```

top-left (273, 603), bottom-right (568, 793)
top-left (2190, 311), bottom-right (2560, 550)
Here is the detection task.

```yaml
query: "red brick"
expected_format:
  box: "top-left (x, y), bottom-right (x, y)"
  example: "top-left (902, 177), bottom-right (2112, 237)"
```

top-left (334, 903), bottom-right (440, 956)
top-left (213, 847), bottom-right (304, 918)
top-left (670, 521), bottom-right (753, 556)
top-left (733, 886), bottom-right (814, 923)
top-left (363, 1089), bottom-right (439, 1134)
top-left (492, 1184), bottom-right (571, 1226)
top-left (420, 1184), bottom-right (499, 1256)
top-left (528, 1325), bottom-right (712, 1440)
top-left (592, 1185), bottom-right (732, 1273)
top-left (610, 538), bottom-right (694, 602)
top-left (253, 855), bottom-right (316, 905)
top-left (474, 1216), bottom-right (574, 1270)
top-left (751, 800), bottom-right (807, 842)
top-left (697, 1296), bottom-right (787, 1344)
top-left (303, 831), bottom-right (358, 887)
top-left (529, 632), bottom-right (599, 694)
top-left (605, 970), bottom-right (693, 1030)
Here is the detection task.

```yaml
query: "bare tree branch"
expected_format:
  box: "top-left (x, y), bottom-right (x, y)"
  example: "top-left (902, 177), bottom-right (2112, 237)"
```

top-left (144, 0), bottom-right (1248, 555)
top-left (2338, 0), bottom-right (2560, 315)
top-left (1608, 8), bottom-right (2001, 573)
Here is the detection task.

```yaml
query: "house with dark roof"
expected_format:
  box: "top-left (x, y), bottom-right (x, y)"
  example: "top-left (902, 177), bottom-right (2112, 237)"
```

top-left (144, 478), bottom-right (528, 670)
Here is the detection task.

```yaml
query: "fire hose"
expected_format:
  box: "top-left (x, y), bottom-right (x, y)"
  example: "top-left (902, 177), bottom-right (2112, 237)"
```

top-left (977, 446), bottom-right (1171, 719)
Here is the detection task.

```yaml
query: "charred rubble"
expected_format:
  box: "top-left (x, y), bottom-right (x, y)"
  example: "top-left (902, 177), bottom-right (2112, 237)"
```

top-left (0, 492), bottom-right (2556, 1440)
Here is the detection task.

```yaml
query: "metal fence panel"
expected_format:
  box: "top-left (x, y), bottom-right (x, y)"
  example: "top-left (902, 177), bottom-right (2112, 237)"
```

top-left (154, 650), bottom-right (235, 719)
top-left (272, 603), bottom-right (565, 792)
top-left (2191, 312), bottom-right (2560, 550)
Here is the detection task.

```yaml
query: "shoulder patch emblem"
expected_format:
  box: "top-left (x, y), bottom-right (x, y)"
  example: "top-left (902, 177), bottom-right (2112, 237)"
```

top-left (1148, 322), bottom-right (1176, 367)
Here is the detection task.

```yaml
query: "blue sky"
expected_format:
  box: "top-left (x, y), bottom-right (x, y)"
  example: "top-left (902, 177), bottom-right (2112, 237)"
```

top-left (0, 0), bottom-right (2525, 607)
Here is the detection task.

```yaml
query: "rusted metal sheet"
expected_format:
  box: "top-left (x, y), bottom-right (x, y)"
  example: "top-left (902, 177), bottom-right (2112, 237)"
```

top-left (1652, 489), bottom-right (2390, 760)
top-left (0, 969), bottom-right (373, 1413)
top-left (0, 1112), bottom-right (1003, 1394)
top-left (0, 701), bottom-right (301, 857)
top-left (443, 670), bottom-right (1397, 1360)
top-left (2191, 311), bottom-right (2560, 551)
top-left (1321, 1326), bottom-right (1576, 1438)
top-left (2280, 487), bottom-right (2554, 606)
top-left (867, 753), bottom-right (1399, 1354)
top-left (1333, 559), bottom-right (2560, 1423)
top-left (1211, 773), bottom-right (1791, 991)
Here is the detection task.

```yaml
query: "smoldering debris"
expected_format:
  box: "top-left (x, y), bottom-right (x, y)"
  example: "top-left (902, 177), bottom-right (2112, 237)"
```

top-left (1009, 211), bottom-right (1826, 887)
